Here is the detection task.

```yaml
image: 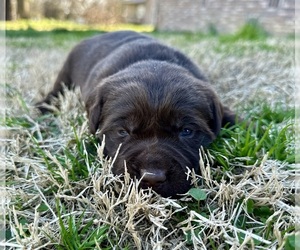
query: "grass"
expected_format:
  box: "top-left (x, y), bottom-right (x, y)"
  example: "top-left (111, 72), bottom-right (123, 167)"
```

top-left (210, 104), bottom-right (295, 169)
top-left (2, 18), bottom-right (154, 33)
top-left (2, 19), bottom-right (297, 249)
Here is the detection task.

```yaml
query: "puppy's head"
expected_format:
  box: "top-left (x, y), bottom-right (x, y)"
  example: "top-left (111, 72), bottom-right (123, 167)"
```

top-left (86, 61), bottom-right (236, 197)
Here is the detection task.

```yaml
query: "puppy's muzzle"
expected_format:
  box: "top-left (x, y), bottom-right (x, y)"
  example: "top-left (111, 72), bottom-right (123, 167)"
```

top-left (140, 169), bottom-right (167, 189)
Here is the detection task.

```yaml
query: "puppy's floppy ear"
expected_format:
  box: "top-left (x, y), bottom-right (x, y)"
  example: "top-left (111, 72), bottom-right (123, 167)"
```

top-left (221, 105), bottom-right (237, 128)
top-left (85, 91), bottom-right (103, 134)
top-left (209, 98), bottom-right (236, 136)
top-left (209, 98), bottom-right (223, 136)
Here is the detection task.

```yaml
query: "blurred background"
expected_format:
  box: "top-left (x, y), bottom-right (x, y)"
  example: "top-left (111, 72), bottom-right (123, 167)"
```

top-left (2, 0), bottom-right (296, 35)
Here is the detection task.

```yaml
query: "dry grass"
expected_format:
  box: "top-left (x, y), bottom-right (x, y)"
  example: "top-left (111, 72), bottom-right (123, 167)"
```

top-left (2, 33), bottom-right (297, 249)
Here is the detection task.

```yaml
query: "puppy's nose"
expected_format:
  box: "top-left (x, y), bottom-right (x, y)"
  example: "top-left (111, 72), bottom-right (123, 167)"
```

top-left (140, 169), bottom-right (166, 188)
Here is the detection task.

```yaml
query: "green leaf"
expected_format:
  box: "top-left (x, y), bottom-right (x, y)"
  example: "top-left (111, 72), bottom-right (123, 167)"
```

top-left (188, 188), bottom-right (207, 201)
top-left (284, 233), bottom-right (300, 250)
top-left (246, 199), bottom-right (254, 214)
top-left (285, 234), bottom-right (295, 250)
top-left (37, 203), bottom-right (49, 212)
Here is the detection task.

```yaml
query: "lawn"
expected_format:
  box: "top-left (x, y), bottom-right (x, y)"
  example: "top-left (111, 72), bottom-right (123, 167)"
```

top-left (2, 19), bottom-right (297, 249)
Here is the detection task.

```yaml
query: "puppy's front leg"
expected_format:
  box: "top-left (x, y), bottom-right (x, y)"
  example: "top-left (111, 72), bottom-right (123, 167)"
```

top-left (35, 54), bottom-right (74, 114)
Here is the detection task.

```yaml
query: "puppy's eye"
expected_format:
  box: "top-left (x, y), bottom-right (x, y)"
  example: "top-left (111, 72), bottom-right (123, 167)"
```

top-left (117, 129), bottom-right (129, 138)
top-left (179, 128), bottom-right (193, 137)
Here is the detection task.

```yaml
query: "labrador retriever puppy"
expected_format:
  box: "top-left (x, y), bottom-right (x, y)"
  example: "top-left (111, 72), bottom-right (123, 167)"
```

top-left (36, 31), bottom-right (236, 198)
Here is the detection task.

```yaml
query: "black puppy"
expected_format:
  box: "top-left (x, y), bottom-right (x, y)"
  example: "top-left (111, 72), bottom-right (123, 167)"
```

top-left (37, 31), bottom-right (236, 197)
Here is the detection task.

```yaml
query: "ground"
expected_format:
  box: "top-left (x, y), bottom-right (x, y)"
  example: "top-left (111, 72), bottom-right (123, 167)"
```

top-left (1, 22), bottom-right (297, 249)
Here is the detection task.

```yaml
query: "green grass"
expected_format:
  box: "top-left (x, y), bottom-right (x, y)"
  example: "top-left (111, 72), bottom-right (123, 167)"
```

top-left (3, 20), bottom-right (296, 249)
top-left (2, 18), bottom-right (154, 32)
top-left (219, 19), bottom-right (269, 42)
top-left (3, 19), bottom-right (154, 49)
top-left (56, 202), bottom-right (111, 250)
top-left (210, 104), bottom-right (295, 169)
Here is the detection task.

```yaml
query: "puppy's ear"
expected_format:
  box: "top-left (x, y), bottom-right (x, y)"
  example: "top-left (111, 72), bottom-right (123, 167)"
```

top-left (210, 98), bottom-right (236, 136)
top-left (221, 105), bottom-right (236, 128)
top-left (209, 98), bottom-right (223, 136)
top-left (85, 92), bottom-right (103, 134)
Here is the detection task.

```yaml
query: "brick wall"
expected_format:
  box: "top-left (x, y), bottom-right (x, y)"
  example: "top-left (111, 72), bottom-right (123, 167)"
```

top-left (155, 0), bottom-right (295, 35)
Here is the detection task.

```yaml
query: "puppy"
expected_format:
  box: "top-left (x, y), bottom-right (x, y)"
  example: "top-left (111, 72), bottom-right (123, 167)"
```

top-left (37, 31), bottom-right (236, 198)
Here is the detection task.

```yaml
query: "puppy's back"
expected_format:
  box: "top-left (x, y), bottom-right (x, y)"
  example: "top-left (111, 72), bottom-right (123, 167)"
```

top-left (65, 31), bottom-right (151, 85)
top-left (37, 31), bottom-right (206, 113)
